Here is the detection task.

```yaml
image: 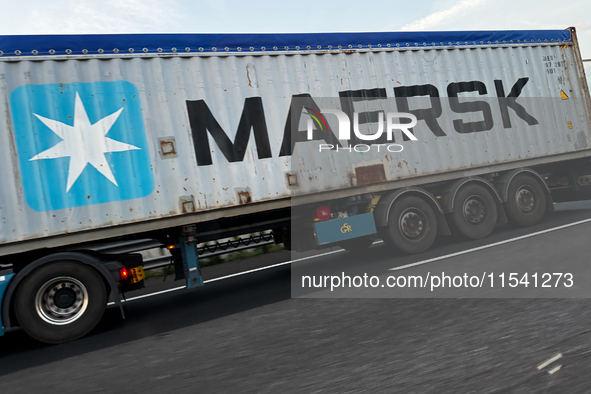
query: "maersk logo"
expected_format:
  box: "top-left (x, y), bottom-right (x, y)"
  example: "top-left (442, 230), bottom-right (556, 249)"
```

top-left (10, 81), bottom-right (154, 211)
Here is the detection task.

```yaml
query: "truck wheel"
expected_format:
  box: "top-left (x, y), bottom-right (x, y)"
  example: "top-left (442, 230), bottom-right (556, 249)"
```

top-left (15, 261), bottom-right (107, 344)
top-left (382, 196), bottom-right (437, 254)
top-left (451, 184), bottom-right (497, 239)
top-left (505, 174), bottom-right (547, 227)
top-left (338, 235), bottom-right (374, 252)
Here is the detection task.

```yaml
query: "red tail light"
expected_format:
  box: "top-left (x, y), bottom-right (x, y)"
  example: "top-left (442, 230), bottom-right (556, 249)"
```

top-left (119, 267), bottom-right (129, 280)
top-left (315, 206), bottom-right (331, 221)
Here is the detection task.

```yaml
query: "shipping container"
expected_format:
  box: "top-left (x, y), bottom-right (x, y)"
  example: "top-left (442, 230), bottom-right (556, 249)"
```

top-left (0, 28), bottom-right (589, 254)
top-left (0, 28), bottom-right (590, 343)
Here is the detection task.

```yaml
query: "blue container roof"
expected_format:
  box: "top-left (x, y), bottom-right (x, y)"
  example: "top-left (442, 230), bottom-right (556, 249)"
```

top-left (0, 29), bottom-right (572, 56)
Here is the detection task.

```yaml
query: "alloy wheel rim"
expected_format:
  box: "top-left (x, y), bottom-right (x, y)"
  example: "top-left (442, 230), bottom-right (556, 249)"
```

top-left (399, 208), bottom-right (426, 239)
top-left (35, 276), bottom-right (89, 325)
top-left (463, 196), bottom-right (486, 224)
top-left (515, 187), bottom-right (535, 213)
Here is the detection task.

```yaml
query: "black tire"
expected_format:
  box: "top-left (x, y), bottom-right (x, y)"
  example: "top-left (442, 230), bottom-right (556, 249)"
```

top-left (338, 235), bottom-right (374, 252)
top-left (451, 183), bottom-right (498, 240)
top-left (377, 226), bottom-right (396, 248)
top-left (15, 261), bottom-right (107, 344)
top-left (504, 174), bottom-right (547, 227)
top-left (382, 196), bottom-right (438, 254)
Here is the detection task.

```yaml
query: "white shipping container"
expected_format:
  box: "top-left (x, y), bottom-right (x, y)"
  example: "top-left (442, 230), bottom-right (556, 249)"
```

top-left (0, 28), bottom-right (589, 255)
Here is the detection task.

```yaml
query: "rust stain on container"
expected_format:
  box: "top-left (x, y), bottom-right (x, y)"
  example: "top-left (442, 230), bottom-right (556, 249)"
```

top-left (355, 164), bottom-right (387, 186)
top-left (180, 195), bottom-right (196, 213)
top-left (237, 191), bottom-right (252, 204)
top-left (159, 137), bottom-right (177, 158)
top-left (246, 63), bottom-right (259, 88)
top-left (286, 173), bottom-right (299, 187)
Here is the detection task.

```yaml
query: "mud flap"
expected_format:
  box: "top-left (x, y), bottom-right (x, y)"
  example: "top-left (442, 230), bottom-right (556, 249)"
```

top-left (0, 273), bottom-right (15, 336)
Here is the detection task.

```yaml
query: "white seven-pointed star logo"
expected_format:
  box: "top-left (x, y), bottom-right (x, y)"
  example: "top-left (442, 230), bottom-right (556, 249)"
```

top-left (29, 92), bottom-right (140, 192)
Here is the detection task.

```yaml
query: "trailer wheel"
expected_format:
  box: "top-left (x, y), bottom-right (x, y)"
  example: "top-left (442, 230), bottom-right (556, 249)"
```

top-left (382, 196), bottom-right (437, 254)
top-left (15, 261), bottom-right (107, 344)
top-left (451, 184), bottom-right (497, 239)
top-left (338, 235), bottom-right (374, 252)
top-left (505, 174), bottom-right (547, 227)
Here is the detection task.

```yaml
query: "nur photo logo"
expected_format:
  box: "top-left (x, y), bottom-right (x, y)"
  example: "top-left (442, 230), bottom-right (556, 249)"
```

top-left (303, 107), bottom-right (417, 153)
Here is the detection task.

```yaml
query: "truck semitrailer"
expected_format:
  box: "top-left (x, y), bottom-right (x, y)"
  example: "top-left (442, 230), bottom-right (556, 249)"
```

top-left (0, 27), bottom-right (590, 343)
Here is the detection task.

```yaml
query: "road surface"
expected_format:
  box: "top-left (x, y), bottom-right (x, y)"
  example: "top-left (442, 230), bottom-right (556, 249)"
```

top-left (2, 202), bottom-right (591, 393)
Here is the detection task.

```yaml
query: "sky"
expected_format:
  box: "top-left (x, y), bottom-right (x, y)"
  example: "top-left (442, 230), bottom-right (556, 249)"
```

top-left (0, 0), bottom-right (590, 79)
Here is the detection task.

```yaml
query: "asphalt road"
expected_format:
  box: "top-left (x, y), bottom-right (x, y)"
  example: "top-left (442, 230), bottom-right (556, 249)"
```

top-left (3, 202), bottom-right (591, 393)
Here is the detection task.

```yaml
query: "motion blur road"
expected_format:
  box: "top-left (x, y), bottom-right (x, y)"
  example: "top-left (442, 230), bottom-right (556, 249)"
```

top-left (2, 201), bottom-right (591, 393)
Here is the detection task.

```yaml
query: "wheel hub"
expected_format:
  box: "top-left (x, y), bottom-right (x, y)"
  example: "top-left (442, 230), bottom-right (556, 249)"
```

top-left (399, 209), bottom-right (425, 239)
top-left (463, 197), bottom-right (486, 224)
top-left (516, 187), bottom-right (535, 213)
top-left (54, 287), bottom-right (77, 309)
top-left (35, 277), bottom-right (89, 326)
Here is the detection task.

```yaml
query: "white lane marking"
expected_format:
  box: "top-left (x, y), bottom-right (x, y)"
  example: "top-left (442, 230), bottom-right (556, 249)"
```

top-left (107, 249), bottom-right (346, 305)
top-left (548, 365), bottom-right (562, 375)
top-left (390, 217), bottom-right (591, 271)
top-left (204, 249), bottom-right (345, 283)
top-left (107, 286), bottom-right (187, 305)
top-left (537, 353), bottom-right (563, 370)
